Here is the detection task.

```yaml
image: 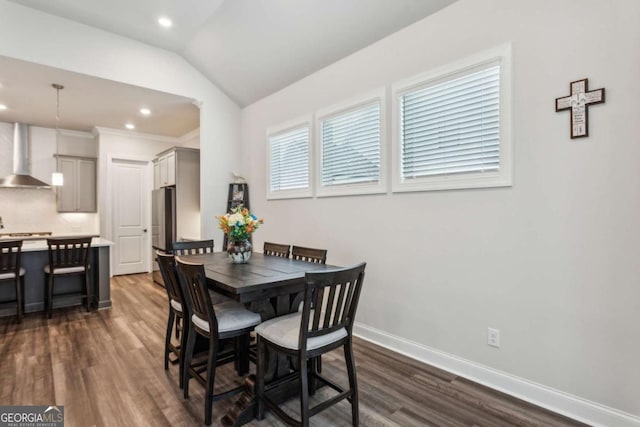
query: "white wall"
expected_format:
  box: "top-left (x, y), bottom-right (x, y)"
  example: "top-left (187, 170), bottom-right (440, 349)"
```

top-left (0, 1), bottom-right (240, 244)
top-left (241, 0), bottom-right (640, 421)
top-left (0, 121), bottom-right (98, 234)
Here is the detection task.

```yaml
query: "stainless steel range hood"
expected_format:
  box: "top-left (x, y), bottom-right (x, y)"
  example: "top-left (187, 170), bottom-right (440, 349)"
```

top-left (0, 123), bottom-right (51, 189)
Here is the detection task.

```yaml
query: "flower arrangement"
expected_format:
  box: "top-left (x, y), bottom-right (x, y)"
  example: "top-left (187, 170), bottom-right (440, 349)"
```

top-left (217, 205), bottom-right (264, 242)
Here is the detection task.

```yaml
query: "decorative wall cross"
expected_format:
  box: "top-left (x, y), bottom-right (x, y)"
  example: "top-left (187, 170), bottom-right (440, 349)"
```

top-left (555, 78), bottom-right (605, 139)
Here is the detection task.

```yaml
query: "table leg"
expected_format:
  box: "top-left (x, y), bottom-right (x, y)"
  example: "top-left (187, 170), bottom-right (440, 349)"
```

top-left (220, 292), bottom-right (307, 426)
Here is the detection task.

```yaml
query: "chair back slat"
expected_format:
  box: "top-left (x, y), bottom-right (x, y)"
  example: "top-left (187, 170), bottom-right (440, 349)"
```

top-left (172, 240), bottom-right (214, 256)
top-left (334, 281), bottom-right (348, 325)
top-left (156, 251), bottom-right (183, 305)
top-left (291, 246), bottom-right (327, 264)
top-left (300, 263), bottom-right (366, 347)
top-left (0, 240), bottom-right (22, 276)
top-left (323, 285), bottom-right (338, 329)
top-left (175, 257), bottom-right (219, 334)
top-left (263, 242), bottom-right (290, 258)
top-left (47, 237), bottom-right (91, 270)
top-left (311, 286), bottom-right (324, 331)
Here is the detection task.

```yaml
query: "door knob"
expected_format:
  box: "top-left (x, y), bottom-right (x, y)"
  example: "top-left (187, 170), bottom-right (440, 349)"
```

top-left (143, 229), bottom-right (148, 233)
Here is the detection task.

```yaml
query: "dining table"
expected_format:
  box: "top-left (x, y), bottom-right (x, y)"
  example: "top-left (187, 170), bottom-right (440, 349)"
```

top-left (179, 251), bottom-right (338, 426)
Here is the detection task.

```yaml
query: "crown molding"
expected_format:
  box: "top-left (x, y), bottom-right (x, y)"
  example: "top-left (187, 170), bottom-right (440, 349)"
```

top-left (178, 127), bottom-right (200, 144)
top-left (93, 126), bottom-right (179, 143)
top-left (58, 128), bottom-right (95, 138)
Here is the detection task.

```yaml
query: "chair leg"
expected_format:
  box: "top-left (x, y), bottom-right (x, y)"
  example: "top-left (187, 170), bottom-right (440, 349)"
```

top-left (256, 336), bottom-right (265, 420)
top-left (309, 357), bottom-right (318, 396)
top-left (47, 274), bottom-right (54, 319)
top-left (204, 335), bottom-right (218, 426)
top-left (344, 340), bottom-right (359, 426)
top-left (16, 277), bottom-right (23, 323)
top-left (183, 325), bottom-right (196, 399)
top-left (179, 314), bottom-right (188, 389)
top-left (299, 354), bottom-right (310, 427)
top-left (164, 308), bottom-right (175, 370)
top-left (236, 334), bottom-right (249, 376)
top-left (84, 271), bottom-right (90, 312)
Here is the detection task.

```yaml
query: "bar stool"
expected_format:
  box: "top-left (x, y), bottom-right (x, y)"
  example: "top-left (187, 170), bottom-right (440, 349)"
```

top-left (0, 240), bottom-right (25, 322)
top-left (263, 242), bottom-right (291, 258)
top-left (291, 246), bottom-right (327, 264)
top-left (175, 256), bottom-right (261, 426)
top-left (256, 263), bottom-right (366, 427)
top-left (44, 237), bottom-right (92, 318)
top-left (156, 251), bottom-right (189, 388)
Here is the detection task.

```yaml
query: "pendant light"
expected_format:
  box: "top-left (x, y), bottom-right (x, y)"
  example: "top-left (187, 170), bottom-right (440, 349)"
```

top-left (51, 83), bottom-right (64, 186)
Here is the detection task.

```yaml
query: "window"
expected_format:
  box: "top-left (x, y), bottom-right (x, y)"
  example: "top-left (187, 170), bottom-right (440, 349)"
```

top-left (392, 44), bottom-right (512, 192)
top-left (267, 119), bottom-right (312, 199)
top-left (316, 90), bottom-right (386, 197)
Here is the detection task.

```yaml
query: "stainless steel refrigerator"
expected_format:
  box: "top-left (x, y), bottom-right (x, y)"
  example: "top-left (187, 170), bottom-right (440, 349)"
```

top-left (152, 186), bottom-right (176, 286)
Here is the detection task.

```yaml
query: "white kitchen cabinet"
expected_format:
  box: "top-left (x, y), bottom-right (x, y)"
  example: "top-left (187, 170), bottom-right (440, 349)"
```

top-left (153, 159), bottom-right (160, 190)
top-left (158, 151), bottom-right (176, 187)
top-left (152, 146), bottom-right (200, 242)
top-left (56, 156), bottom-right (97, 213)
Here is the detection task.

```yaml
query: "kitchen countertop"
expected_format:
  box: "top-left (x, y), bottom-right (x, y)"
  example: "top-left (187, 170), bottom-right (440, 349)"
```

top-left (18, 237), bottom-right (113, 252)
top-left (0, 233), bottom-right (100, 242)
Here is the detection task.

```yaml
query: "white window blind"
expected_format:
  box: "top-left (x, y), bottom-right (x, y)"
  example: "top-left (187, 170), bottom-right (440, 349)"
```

top-left (269, 126), bottom-right (309, 192)
top-left (400, 63), bottom-right (500, 179)
top-left (321, 102), bottom-right (380, 186)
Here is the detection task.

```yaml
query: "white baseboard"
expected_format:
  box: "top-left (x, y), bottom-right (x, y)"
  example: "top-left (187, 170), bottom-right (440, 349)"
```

top-left (353, 322), bottom-right (640, 427)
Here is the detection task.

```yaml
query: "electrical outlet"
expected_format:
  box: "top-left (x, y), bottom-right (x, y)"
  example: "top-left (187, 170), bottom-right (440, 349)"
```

top-left (488, 328), bottom-right (501, 348)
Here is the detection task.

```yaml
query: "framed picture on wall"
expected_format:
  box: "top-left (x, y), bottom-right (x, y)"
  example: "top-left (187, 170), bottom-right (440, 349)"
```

top-left (232, 189), bottom-right (245, 201)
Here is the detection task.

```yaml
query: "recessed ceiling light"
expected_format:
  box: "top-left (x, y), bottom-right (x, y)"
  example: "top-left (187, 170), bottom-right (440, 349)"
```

top-left (125, 123), bottom-right (135, 130)
top-left (0, 104), bottom-right (7, 111)
top-left (139, 108), bottom-right (151, 116)
top-left (158, 17), bottom-right (173, 28)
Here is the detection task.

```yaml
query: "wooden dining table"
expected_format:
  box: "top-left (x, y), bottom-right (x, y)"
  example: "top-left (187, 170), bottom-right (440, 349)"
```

top-left (180, 251), bottom-right (338, 426)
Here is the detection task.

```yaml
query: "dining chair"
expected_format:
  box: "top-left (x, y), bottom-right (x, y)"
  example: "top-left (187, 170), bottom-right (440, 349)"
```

top-left (0, 240), bottom-right (25, 322)
top-left (44, 237), bottom-right (92, 318)
top-left (175, 256), bottom-right (262, 426)
top-left (291, 245), bottom-right (327, 264)
top-left (263, 241), bottom-right (291, 258)
top-left (291, 245), bottom-right (328, 374)
top-left (172, 239), bottom-right (215, 256)
top-left (255, 262), bottom-right (366, 427)
top-left (156, 251), bottom-right (189, 388)
top-left (172, 240), bottom-right (231, 305)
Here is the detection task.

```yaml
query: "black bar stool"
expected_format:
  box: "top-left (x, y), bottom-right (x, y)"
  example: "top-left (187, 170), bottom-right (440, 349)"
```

top-left (0, 240), bottom-right (25, 322)
top-left (44, 237), bottom-right (92, 318)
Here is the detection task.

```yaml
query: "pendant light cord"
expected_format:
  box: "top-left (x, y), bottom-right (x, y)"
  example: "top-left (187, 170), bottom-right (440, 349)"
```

top-left (53, 83), bottom-right (63, 154)
top-left (51, 83), bottom-right (64, 186)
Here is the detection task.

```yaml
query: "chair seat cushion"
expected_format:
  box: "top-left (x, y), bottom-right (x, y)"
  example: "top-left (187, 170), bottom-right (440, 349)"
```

top-left (0, 267), bottom-right (26, 280)
top-left (255, 311), bottom-right (347, 351)
top-left (170, 298), bottom-right (182, 313)
top-left (44, 265), bottom-right (88, 275)
top-left (192, 301), bottom-right (261, 333)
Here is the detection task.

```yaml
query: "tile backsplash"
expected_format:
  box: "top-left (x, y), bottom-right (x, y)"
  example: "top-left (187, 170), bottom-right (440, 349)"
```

top-left (0, 188), bottom-right (98, 234)
top-left (0, 122), bottom-right (99, 235)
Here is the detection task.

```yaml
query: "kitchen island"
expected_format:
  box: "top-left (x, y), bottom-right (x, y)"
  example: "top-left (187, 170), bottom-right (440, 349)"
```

top-left (0, 237), bottom-right (112, 317)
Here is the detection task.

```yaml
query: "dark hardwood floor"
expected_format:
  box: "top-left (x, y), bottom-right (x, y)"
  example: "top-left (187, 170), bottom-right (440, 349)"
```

top-left (0, 273), bottom-right (588, 427)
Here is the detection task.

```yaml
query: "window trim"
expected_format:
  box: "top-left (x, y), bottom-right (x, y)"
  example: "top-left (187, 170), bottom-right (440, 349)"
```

top-left (266, 115), bottom-right (313, 200)
top-left (391, 43), bottom-right (512, 193)
top-left (315, 88), bottom-right (387, 197)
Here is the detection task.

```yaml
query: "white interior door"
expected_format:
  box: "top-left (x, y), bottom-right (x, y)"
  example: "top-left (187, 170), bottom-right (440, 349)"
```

top-left (112, 159), bottom-right (150, 275)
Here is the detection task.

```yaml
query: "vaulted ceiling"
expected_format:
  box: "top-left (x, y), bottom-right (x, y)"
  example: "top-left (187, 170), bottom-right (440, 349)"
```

top-left (9, 0), bottom-right (457, 107)
top-left (0, 1), bottom-right (457, 136)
